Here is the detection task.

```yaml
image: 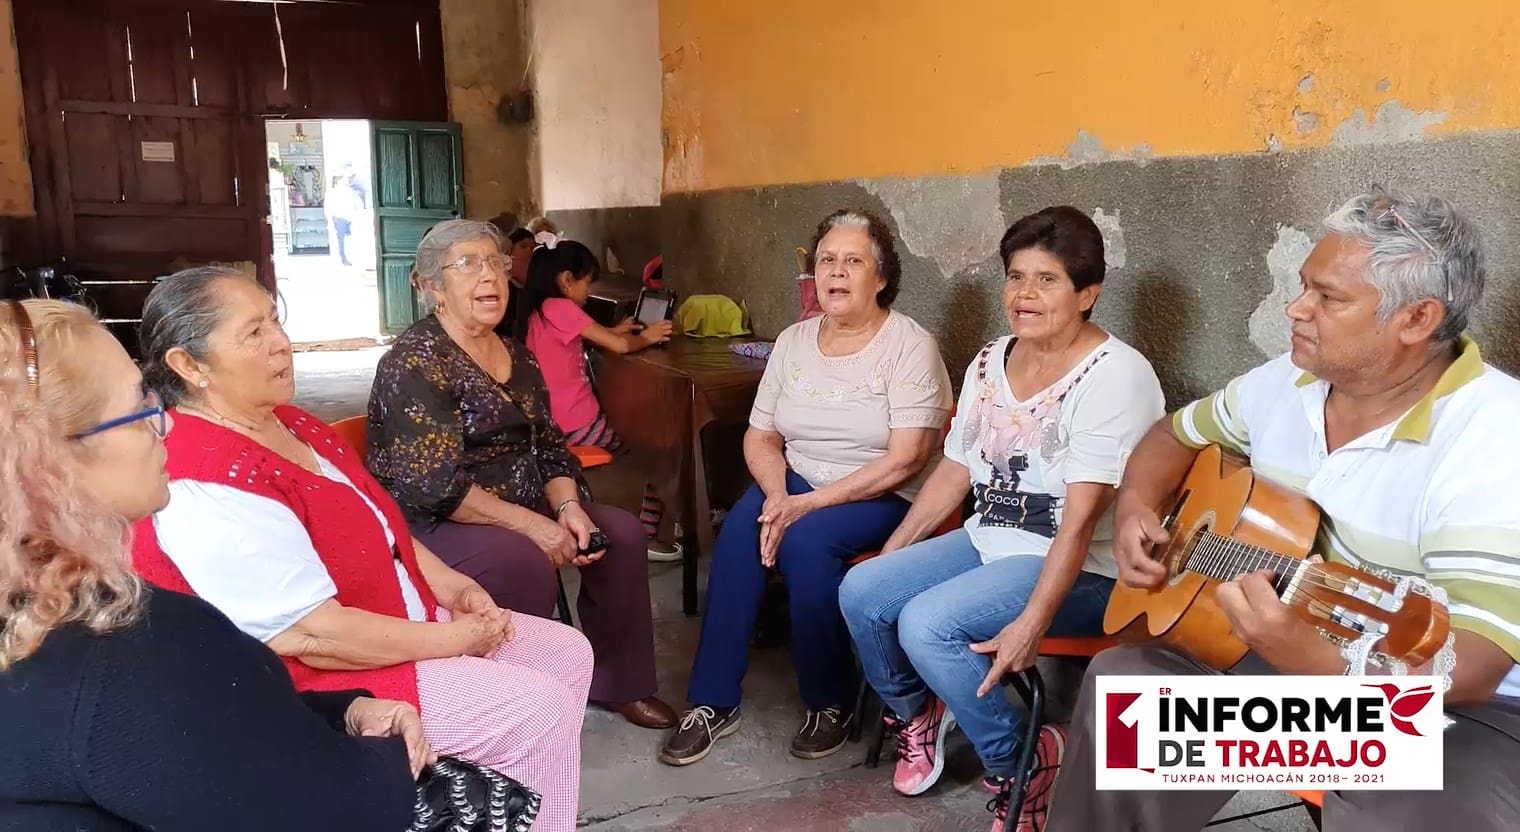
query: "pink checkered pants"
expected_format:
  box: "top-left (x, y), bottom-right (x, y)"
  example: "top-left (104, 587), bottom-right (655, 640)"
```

top-left (417, 608), bottom-right (593, 832)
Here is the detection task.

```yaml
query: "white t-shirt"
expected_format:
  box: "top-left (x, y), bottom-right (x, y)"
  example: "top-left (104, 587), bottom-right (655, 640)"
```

top-left (152, 450), bottom-right (429, 643)
top-left (945, 333), bottom-right (1166, 576)
top-left (749, 309), bottom-right (955, 500)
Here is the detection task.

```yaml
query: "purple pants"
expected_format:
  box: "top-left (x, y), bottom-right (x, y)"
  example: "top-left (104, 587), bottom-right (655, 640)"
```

top-left (411, 502), bottom-right (657, 707)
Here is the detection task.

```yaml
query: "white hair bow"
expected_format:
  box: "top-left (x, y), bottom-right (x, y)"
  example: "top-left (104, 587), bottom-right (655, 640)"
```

top-left (535, 231), bottom-right (561, 250)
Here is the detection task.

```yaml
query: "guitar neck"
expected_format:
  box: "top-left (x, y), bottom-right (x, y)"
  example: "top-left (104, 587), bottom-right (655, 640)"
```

top-left (1184, 530), bottom-right (1304, 591)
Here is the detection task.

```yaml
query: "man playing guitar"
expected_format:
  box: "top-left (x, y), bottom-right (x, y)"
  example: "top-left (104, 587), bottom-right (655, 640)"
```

top-left (1044, 188), bottom-right (1520, 831)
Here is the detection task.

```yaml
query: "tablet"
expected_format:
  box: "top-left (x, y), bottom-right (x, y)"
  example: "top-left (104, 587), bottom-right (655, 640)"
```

top-left (634, 289), bottom-right (677, 324)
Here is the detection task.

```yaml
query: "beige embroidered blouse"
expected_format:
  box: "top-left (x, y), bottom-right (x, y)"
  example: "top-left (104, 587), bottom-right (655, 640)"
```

top-left (749, 310), bottom-right (954, 500)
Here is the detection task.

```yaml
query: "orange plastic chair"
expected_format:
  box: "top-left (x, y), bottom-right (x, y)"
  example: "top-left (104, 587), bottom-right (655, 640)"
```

top-left (331, 415), bottom-right (368, 458)
top-left (569, 445), bottom-right (613, 469)
top-left (1287, 790), bottom-right (1324, 830)
top-left (1290, 790), bottom-right (1324, 807)
top-left (847, 510), bottom-right (963, 567)
top-left (330, 413), bottom-right (592, 630)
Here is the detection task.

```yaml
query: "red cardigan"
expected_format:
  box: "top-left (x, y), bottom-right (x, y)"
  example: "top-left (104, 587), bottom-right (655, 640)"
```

top-left (131, 405), bottom-right (440, 708)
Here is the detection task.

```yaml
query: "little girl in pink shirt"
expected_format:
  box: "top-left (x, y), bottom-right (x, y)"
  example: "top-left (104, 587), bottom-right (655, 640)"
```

top-left (523, 237), bottom-right (679, 561)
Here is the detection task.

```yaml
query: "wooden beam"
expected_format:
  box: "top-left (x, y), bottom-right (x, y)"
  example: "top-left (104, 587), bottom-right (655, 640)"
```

top-left (73, 201), bottom-right (248, 219)
top-left (59, 99), bottom-right (236, 120)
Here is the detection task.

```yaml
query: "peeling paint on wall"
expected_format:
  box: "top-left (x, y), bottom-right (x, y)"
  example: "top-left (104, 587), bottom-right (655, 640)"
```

top-left (663, 133), bottom-right (706, 195)
top-left (1331, 100), bottom-right (1447, 147)
top-left (1293, 107), bottom-right (1321, 136)
top-left (860, 174), bottom-right (1006, 281)
top-left (1030, 130), bottom-right (1156, 170)
top-left (1091, 208), bottom-right (1127, 270)
top-left (1249, 225), bottom-right (1314, 357)
top-left (441, 0), bottom-right (536, 218)
top-left (661, 1), bottom-right (1520, 194)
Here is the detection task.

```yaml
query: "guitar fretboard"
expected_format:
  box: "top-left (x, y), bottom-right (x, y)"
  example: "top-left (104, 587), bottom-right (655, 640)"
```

top-left (1183, 530), bottom-right (1303, 593)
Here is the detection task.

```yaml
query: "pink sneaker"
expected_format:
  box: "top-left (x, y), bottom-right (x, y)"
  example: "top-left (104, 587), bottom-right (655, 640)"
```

top-left (889, 695), bottom-right (957, 796)
top-left (987, 724), bottom-right (1067, 832)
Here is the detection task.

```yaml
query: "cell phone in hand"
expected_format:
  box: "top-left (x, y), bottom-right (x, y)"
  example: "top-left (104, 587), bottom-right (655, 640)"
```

top-left (579, 529), bottom-right (609, 555)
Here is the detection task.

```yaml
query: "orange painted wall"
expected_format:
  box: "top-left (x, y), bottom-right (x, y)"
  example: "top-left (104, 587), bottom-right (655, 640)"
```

top-left (661, 0), bottom-right (1520, 194)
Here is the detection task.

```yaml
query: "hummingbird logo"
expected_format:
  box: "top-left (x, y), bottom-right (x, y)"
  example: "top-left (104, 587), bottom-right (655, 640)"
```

top-left (1362, 683), bottom-right (1437, 737)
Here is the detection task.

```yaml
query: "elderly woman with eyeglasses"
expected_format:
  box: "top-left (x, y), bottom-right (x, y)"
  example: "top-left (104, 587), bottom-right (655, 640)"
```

top-left (2, 300), bottom-right (421, 830)
top-left (364, 220), bottom-right (676, 731)
top-left (128, 268), bottom-right (594, 832)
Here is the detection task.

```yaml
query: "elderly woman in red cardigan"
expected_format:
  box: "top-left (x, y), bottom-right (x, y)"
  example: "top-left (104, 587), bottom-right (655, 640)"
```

top-left (128, 266), bottom-right (592, 832)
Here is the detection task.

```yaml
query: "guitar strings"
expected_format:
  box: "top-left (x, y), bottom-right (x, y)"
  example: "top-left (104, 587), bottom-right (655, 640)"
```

top-left (1183, 532), bottom-right (1389, 615)
top-left (1180, 532), bottom-right (1402, 641)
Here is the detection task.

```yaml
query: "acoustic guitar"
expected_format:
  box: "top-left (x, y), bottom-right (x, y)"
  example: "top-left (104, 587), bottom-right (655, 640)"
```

top-left (1102, 443), bottom-right (1450, 670)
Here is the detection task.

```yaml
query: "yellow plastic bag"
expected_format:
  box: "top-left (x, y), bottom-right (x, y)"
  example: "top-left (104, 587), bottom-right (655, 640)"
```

top-left (675, 294), bottom-right (751, 337)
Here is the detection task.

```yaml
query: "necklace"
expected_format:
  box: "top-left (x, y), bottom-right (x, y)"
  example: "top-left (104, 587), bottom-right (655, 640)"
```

top-left (185, 402), bottom-right (290, 441)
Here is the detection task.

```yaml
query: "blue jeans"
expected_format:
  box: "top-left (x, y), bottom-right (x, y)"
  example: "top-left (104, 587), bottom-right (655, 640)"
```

top-left (686, 471), bottom-right (910, 711)
top-left (838, 529), bottom-right (1114, 776)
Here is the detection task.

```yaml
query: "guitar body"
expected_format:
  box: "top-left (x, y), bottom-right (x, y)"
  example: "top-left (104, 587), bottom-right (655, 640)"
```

top-left (1103, 444), bottom-right (1322, 670)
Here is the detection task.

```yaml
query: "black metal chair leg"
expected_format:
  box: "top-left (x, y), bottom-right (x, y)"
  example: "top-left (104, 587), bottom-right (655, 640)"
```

top-left (1002, 666), bottom-right (1047, 823)
top-left (864, 693), bottom-right (887, 768)
top-left (848, 659), bottom-right (868, 743)
top-left (554, 570), bottom-right (575, 627)
top-left (681, 509), bottom-right (700, 616)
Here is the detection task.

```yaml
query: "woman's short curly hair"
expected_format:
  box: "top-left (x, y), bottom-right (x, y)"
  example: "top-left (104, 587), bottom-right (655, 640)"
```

top-left (0, 300), bottom-right (142, 669)
top-left (807, 209), bottom-right (903, 308)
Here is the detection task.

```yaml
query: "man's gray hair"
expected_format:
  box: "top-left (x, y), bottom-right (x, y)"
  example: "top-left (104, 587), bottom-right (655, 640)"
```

top-left (413, 219), bottom-right (504, 313)
top-left (1322, 187), bottom-right (1485, 344)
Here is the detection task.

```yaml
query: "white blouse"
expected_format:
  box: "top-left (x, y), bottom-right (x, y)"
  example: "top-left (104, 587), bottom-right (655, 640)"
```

top-left (152, 450), bottom-right (430, 643)
top-left (749, 310), bottom-right (955, 500)
top-left (945, 334), bottom-right (1166, 577)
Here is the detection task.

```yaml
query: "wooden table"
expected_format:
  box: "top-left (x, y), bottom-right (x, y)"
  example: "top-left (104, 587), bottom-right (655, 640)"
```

top-left (594, 335), bottom-right (770, 615)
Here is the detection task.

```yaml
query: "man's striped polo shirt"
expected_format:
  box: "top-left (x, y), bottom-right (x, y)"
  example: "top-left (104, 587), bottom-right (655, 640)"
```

top-left (1172, 336), bottom-right (1520, 698)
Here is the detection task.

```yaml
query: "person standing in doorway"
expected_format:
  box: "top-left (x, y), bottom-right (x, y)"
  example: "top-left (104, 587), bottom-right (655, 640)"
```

top-left (326, 169), bottom-right (366, 268)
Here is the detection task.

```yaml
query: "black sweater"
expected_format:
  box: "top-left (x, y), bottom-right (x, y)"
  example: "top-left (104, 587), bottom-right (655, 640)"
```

top-left (0, 588), bottom-right (416, 831)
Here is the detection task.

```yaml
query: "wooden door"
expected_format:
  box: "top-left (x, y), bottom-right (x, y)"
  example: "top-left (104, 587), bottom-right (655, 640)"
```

top-left (370, 121), bottom-right (463, 335)
top-left (13, 0), bottom-right (451, 355)
top-left (13, 1), bottom-right (267, 353)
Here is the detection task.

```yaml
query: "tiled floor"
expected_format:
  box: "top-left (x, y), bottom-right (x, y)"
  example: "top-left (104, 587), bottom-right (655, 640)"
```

top-left (291, 350), bottom-right (1318, 832)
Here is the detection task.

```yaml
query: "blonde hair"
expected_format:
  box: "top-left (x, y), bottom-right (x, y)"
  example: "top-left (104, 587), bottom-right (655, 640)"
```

top-left (0, 300), bottom-right (143, 669)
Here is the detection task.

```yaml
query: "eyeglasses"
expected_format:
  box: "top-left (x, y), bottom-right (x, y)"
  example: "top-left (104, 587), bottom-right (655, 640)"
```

top-left (71, 390), bottom-right (168, 441)
top-left (442, 254), bottom-right (510, 276)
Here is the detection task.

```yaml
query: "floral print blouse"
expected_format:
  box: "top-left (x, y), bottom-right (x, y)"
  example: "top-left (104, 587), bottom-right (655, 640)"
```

top-left (366, 315), bottom-right (585, 528)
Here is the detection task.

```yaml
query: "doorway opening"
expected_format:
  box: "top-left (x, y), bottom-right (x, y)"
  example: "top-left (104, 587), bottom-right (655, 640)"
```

top-left (265, 118), bottom-right (382, 349)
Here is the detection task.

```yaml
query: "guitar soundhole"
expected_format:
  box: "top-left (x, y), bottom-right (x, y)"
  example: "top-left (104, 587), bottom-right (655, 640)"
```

top-left (1166, 511), bottom-right (1215, 588)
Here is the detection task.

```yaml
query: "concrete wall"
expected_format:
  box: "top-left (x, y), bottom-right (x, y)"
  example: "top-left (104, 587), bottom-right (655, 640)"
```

top-left (659, 0), bottom-right (1520, 407)
top-left (0, 0), bottom-right (32, 217)
top-left (440, 0), bottom-right (537, 221)
top-left (531, 0), bottom-right (661, 212)
top-left (546, 206), bottom-right (661, 284)
top-left (662, 135), bottom-right (1520, 408)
